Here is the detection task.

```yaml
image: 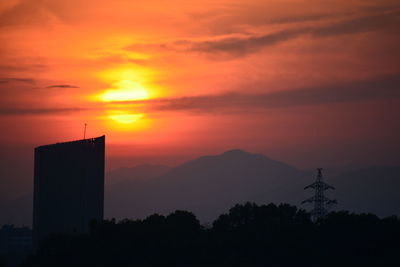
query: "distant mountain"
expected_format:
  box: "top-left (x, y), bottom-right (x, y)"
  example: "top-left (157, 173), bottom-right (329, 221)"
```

top-left (105, 151), bottom-right (400, 222)
top-left (332, 166), bottom-right (400, 217)
top-left (1, 151), bottom-right (399, 227)
top-left (105, 150), bottom-right (310, 222)
top-left (106, 164), bottom-right (171, 185)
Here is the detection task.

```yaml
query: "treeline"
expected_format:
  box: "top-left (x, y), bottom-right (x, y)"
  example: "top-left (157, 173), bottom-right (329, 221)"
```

top-left (22, 203), bottom-right (399, 267)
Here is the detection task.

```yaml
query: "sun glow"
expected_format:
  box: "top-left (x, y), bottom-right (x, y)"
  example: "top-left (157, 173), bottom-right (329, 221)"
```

top-left (102, 80), bottom-right (149, 124)
top-left (102, 80), bottom-right (149, 102)
top-left (105, 111), bottom-right (144, 124)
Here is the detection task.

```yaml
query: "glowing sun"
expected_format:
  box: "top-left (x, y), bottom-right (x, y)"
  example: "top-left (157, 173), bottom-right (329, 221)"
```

top-left (102, 80), bottom-right (149, 124)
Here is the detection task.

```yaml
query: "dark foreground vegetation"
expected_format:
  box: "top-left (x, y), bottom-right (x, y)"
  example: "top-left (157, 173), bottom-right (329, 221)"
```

top-left (22, 203), bottom-right (400, 267)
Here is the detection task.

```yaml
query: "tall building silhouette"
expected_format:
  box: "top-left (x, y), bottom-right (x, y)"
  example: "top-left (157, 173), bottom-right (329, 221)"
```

top-left (33, 136), bottom-right (105, 249)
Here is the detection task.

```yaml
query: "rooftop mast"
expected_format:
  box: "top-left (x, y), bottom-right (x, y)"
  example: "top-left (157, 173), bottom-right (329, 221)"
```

top-left (83, 123), bottom-right (87, 139)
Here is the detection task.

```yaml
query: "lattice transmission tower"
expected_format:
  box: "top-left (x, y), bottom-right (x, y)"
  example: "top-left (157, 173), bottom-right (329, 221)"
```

top-left (302, 168), bottom-right (337, 221)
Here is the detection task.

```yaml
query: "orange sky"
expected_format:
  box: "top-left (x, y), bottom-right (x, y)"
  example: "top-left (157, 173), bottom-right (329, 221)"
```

top-left (1, 0), bottom-right (400, 197)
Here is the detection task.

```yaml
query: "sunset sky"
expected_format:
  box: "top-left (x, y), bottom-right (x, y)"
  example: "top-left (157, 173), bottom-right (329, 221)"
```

top-left (1, 0), bottom-right (399, 199)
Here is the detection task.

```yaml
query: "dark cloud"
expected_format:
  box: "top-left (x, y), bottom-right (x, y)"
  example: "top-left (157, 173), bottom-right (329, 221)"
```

top-left (187, 7), bottom-right (335, 35)
top-left (270, 13), bottom-right (333, 24)
top-left (0, 107), bottom-right (86, 116)
top-left (115, 74), bottom-right (400, 114)
top-left (0, 78), bottom-right (35, 84)
top-left (190, 10), bottom-right (400, 56)
top-left (126, 9), bottom-right (400, 58)
top-left (0, 64), bottom-right (47, 72)
top-left (46, 84), bottom-right (79, 88)
top-left (2, 74), bottom-right (398, 116)
top-left (362, 2), bottom-right (400, 13)
top-left (187, 28), bottom-right (305, 57)
top-left (311, 10), bottom-right (400, 37)
top-left (125, 30), bottom-right (305, 58)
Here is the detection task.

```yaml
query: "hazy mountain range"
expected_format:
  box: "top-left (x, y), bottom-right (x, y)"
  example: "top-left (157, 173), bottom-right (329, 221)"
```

top-left (1, 149), bottom-right (399, 227)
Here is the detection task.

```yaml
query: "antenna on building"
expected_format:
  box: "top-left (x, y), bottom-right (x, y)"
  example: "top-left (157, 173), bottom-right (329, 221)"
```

top-left (302, 168), bottom-right (337, 222)
top-left (83, 123), bottom-right (87, 139)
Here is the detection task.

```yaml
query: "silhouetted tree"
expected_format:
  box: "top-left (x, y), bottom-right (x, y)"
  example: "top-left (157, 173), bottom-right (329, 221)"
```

top-left (21, 203), bottom-right (400, 267)
top-left (0, 257), bottom-right (6, 267)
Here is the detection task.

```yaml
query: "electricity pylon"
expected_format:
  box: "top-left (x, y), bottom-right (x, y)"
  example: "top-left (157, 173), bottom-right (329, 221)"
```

top-left (302, 168), bottom-right (337, 222)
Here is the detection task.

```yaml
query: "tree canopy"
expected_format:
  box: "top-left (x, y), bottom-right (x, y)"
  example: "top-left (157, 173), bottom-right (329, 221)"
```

top-left (21, 203), bottom-right (400, 267)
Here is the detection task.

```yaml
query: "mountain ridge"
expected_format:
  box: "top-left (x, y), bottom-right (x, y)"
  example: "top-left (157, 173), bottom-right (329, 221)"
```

top-left (1, 150), bottom-right (399, 227)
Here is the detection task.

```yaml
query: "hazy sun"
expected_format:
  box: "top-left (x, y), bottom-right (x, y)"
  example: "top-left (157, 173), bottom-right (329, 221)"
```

top-left (102, 80), bottom-right (149, 124)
